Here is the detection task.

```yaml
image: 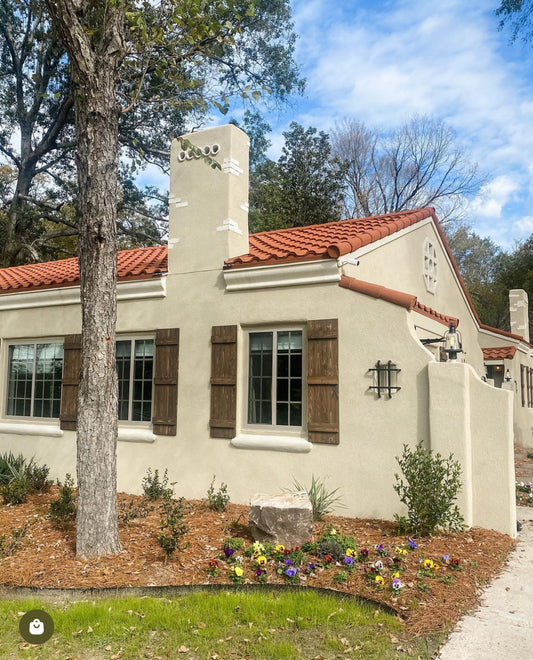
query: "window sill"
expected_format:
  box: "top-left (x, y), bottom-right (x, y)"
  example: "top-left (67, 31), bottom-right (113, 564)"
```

top-left (118, 427), bottom-right (156, 443)
top-left (0, 421), bottom-right (63, 437)
top-left (230, 433), bottom-right (312, 453)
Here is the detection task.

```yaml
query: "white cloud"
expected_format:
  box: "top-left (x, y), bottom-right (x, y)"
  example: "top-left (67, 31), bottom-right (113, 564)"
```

top-left (468, 176), bottom-right (519, 219)
top-left (513, 216), bottom-right (533, 236)
top-left (285, 0), bottom-right (533, 246)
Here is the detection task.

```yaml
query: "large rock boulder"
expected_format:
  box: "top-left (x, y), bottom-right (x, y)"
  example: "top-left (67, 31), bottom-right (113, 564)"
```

top-left (249, 491), bottom-right (313, 547)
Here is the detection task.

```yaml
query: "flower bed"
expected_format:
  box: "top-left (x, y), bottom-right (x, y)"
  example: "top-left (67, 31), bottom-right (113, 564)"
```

top-left (0, 489), bottom-right (516, 636)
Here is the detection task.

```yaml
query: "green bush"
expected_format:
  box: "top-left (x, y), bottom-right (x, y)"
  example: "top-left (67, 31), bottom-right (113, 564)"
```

top-left (142, 468), bottom-right (174, 501)
top-left (394, 442), bottom-right (465, 536)
top-left (1, 478), bottom-right (30, 505)
top-left (205, 475), bottom-right (230, 512)
top-left (49, 474), bottom-right (77, 526)
top-left (25, 461), bottom-right (51, 493)
top-left (118, 499), bottom-right (155, 526)
top-left (0, 453), bottom-right (50, 503)
top-left (290, 475), bottom-right (345, 521)
top-left (157, 497), bottom-right (189, 559)
top-left (0, 452), bottom-right (25, 484)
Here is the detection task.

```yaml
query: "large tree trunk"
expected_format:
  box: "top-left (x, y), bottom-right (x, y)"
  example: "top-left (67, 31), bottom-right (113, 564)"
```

top-left (74, 65), bottom-right (122, 557)
top-left (45, 0), bottom-right (125, 557)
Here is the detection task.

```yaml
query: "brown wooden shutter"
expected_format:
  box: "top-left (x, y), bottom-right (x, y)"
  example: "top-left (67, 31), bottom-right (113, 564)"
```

top-left (60, 334), bottom-right (81, 430)
top-left (307, 319), bottom-right (339, 445)
top-left (210, 325), bottom-right (237, 438)
top-left (152, 328), bottom-right (179, 436)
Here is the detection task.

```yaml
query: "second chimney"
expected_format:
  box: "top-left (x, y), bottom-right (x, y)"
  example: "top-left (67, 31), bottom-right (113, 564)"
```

top-left (509, 289), bottom-right (529, 343)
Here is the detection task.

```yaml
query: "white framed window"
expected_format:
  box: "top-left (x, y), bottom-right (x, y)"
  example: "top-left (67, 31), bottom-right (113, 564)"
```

top-left (246, 328), bottom-right (304, 429)
top-left (116, 337), bottom-right (154, 422)
top-left (6, 342), bottom-right (63, 418)
top-left (423, 238), bottom-right (438, 294)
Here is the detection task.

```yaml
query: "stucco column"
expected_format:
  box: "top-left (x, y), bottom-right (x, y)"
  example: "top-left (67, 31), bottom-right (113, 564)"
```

top-left (428, 361), bottom-right (473, 529)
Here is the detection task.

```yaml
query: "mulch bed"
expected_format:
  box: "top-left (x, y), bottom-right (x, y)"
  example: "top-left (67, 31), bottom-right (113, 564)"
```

top-left (0, 488), bottom-right (516, 637)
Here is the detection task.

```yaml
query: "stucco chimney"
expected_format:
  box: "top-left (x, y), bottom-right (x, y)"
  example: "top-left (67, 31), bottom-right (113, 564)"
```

top-left (168, 124), bottom-right (249, 274)
top-left (509, 289), bottom-right (529, 343)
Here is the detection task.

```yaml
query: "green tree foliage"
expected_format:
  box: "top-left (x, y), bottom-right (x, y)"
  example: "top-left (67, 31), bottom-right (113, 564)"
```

top-left (446, 225), bottom-right (509, 328)
top-left (447, 225), bottom-right (533, 334)
top-left (496, 234), bottom-right (533, 330)
top-left (249, 122), bottom-right (346, 232)
top-left (0, 0), bottom-right (303, 265)
top-left (394, 442), bottom-right (465, 536)
top-left (497, 0), bottom-right (533, 43)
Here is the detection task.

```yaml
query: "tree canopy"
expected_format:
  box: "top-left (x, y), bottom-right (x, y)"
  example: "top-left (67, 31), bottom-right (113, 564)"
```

top-left (497, 0), bottom-right (533, 43)
top-left (0, 0), bottom-right (303, 266)
top-left (331, 116), bottom-right (483, 224)
top-left (248, 122), bottom-right (346, 232)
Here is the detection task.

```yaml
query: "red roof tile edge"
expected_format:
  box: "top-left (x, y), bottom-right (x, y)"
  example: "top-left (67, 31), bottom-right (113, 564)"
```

top-left (0, 246), bottom-right (167, 295)
top-left (225, 207), bottom-right (437, 269)
top-left (482, 346), bottom-right (518, 361)
top-left (338, 275), bottom-right (458, 327)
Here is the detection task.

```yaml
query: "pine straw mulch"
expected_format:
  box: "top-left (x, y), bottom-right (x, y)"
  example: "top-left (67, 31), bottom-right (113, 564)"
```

top-left (0, 487), bottom-right (516, 637)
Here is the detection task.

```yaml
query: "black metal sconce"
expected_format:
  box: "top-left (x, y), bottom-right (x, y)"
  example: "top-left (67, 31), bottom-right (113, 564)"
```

top-left (420, 322), bottom-right (463, 361)
top-left (505, 369), bottom-right (512, 382)
top-left (369, 360), bottom-right (401, 398)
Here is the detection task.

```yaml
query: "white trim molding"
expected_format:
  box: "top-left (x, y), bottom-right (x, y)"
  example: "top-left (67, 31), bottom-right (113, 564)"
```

top-left (224, 259), bottom-right (340, 291)
top-left (231, 433), bottom-right (312, 453)
top-left (118, 427), bottom-right (156, 443)
top-left (0, 276), bottom-right (167, 311)
top-left (0, 422), bottom-right (63, 437)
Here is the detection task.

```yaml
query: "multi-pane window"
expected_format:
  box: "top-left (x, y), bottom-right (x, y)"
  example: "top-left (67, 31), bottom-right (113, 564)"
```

top-left (247, 330), bottom-right (303, 427)
top-left (7, 343), bottom-right (63, 418)
top-left (116, 338), bottom-right (154, 422)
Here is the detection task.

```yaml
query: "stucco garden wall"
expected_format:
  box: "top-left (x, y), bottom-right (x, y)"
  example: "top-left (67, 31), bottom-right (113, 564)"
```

top-left (428, 362), bottom-right (516, 537)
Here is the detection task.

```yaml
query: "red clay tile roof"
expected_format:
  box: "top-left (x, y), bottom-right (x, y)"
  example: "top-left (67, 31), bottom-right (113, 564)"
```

top-left (225, 208), bottom-right (436, 269)
top-left (482, 346), bottom-right (518, 361)
top-left (0, 246), bottom-right (167, 294)
top-left (339, 275), bottom-right (459, 327)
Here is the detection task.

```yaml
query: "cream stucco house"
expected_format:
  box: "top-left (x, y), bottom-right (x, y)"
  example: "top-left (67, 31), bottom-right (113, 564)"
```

top-left (0, 124), bottom-right (531, 538)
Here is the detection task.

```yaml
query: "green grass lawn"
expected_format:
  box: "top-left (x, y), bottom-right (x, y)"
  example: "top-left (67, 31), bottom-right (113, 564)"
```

top-left (0, 590), bottom-right (443, 659)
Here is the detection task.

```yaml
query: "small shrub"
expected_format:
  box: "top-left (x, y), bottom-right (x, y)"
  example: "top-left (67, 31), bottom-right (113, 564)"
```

top-left (1, 478), bottom-right (30, 505)
top-left (157, 497), bottom-right (189, 559)
top-left (205, 475), bottom-right (230, 512)
top-left (0, 454), bottom-right (50, 502)
top-left (118, 499), bottom-right (155, 526)
top-left (316, 539), bottom-right (345, 562)
top-left (333, 569), bottom-right (349, 584)
top-left (142, 468), bottom-right (174, 501)
top-left (290, 475), bottom-right (345, 521)
top-left (49, 474), bottom-right (77, 526)
top-left (527, 451), bottom-right (533, 460)
top-left (25, 462), bottom-right (51, 493)
top-left (394, 442), bottom-right (465, 536)
top-left (0, 452), bottom-right (25, 484)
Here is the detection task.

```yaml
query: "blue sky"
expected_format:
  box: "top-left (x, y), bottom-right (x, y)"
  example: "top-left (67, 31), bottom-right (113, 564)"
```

top-left (268, 0), bottom-right (533, 249)
top-left (143, 0), bottom-right (533, 249)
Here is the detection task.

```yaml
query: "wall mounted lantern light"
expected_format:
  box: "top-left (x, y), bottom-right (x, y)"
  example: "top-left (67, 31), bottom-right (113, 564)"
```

top-left (505, 369), bottom-right (512, 382)
top-left (443, 323), bottom-right (463, 361)
top-left (368, 360), bottom-right (401, 398)
top-left (420, 322), bottom-right (463, 361)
